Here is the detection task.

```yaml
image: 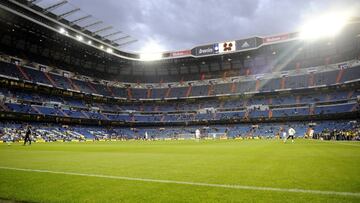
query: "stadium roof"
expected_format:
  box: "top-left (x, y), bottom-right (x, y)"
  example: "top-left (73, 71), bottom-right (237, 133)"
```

top-left (2, 0), bottom-right (360, 62)
top-left (25, 0), bottom-right (137, 48)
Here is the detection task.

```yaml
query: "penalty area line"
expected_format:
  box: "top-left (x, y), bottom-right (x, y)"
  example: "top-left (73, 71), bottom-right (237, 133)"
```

top-left (0, 166), bottom-right (359, 197)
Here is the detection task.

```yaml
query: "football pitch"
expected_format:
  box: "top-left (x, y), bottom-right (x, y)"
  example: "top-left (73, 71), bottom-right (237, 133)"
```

top-left (0, 139), bottom-right (359, 202)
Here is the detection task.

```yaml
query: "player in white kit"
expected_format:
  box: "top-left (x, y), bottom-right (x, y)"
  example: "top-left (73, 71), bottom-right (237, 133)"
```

top-left (286, 127), bottom-right (296, 143)
top-left (195, 129), bottom-right (200, 141)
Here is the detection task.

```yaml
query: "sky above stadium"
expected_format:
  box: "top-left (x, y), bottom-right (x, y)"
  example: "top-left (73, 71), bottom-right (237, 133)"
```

top-left (67, 0), bottom-right (359, 53)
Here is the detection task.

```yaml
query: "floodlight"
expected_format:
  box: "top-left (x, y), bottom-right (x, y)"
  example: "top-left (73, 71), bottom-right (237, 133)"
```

top-left (87, 40), bottom-right (92, 45)
top-left (139, 39), bottom-right (165, 61)
top-left (76, 35), bottom-right (83, 41)
top-left (299, 11), bottom-right (351, 40)
top-left (59, 27), bottom-right (66, 34)
top-left (140, 53), bottom-right (163, 61)
top-left (59, 27), bottom-right (68, 35)
top-left (106, 48), bottom-right (113, 53)
top-left (99, 45), bottom-right (104, 49)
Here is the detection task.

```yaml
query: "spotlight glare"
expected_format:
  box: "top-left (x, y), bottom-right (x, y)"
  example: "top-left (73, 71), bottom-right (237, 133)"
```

top-left (299, 11), bottom-right (351, 40)
top-left (139, 39), bottom-right (165, 61)
top-left (140, 53), bottom-right (163, 61)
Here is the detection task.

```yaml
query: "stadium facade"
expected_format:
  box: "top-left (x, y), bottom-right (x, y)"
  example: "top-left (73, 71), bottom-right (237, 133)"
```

top-left (0, 0), bottom-right (359, 141)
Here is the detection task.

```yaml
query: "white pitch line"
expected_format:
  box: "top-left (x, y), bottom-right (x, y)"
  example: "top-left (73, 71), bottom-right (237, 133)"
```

top-left (0, 166), bottom-right (359, 197)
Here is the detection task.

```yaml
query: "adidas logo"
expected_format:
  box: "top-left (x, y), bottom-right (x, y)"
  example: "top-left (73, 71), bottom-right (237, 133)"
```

top-left (241, 41), bottom-right (250, 48)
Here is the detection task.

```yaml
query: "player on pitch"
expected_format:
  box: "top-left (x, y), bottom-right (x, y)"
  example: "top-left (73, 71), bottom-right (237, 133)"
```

top-left (23, 125), bottom-right (32, 146)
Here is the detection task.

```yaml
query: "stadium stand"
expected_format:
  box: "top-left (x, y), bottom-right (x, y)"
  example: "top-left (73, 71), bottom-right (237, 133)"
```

top-left (0, 1), bottom-right (359, 142)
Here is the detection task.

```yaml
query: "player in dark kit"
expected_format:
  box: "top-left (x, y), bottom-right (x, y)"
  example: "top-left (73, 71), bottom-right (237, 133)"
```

top-left (23, 125), bottom-right (32, 146)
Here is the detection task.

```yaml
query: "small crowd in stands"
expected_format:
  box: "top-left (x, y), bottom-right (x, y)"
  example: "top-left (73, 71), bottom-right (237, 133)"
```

top-left (313, 127), bottom-right (360, 141)
top-left (1, 120), bottom-right (359, 143)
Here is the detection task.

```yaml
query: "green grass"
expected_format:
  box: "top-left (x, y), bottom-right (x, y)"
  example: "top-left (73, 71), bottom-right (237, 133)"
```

top-left (0, 139), bottom-right (359, 202)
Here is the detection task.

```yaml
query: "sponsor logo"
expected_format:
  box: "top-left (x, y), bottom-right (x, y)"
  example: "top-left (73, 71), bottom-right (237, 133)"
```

top-left (241, 41), bottom-right (250, 48)
top-left (219, 41), bottom-right (236, 53)
top-left (223, 42), bottom-right (233, 51)
top-left (169, 50), bottom-right (191, 57)
top-left (235, 38), bottom-right (257, 51)
top-left (196, 44), bottom-right (219, 56)
top-left (199, 47), bottom-right (214, 54)
top-left (263, 34), bottom-right (289, 43)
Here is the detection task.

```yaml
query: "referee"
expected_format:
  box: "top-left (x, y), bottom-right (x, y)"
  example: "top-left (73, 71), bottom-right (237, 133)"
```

top-left (23, 125), bottom-right (32, 146)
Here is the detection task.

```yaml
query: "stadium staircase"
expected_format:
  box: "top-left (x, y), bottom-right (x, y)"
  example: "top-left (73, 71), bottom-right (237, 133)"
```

top-left (67, 131), bottom-right (83, 138)
top-left (326, 94), bottom-right (331, 102)
top-left (100, 113), bottom-right (109, 120)
top-left (197, 103), bottom-right (202, 111)
top-left (31, 105), bottom-right (42, 115)
top-left (80, 111), bottom-right (90, 119)
top-left (16, 65), bottom-right (30, 81)
top-left (230, 82), bottom-right (236, 93)
top-left (87, 82), bottom-right (98, 94)
top-left (296, 62), bottom-right (301, 72)
top-left (165, 87), bottom-right (172, 98)
top-left (219, 101), bottom-right (224, 108)
top-left (0, 102), bottom-right (9, 111)
top-left (147, 88), bottom-right (152, 99)
top-left (186, 85), bottom-right (192, 97)
top-left (309, 72), bottom-right (315, 86)
top-left (207, 84), bottom-right (214, 96)
top-left (268, 109), bottom-right (273, 118)
top-left (70, 131), bottom-right (85, 138)
top-left (243, 110), bottom-right (249, 120)
top-left (43, 72), bottom-right (57, 87)
top-left (296, 96), bottom-right (301, 104)
top-left (106, 85), bottom-right (115, 97)
top-left (309, 105), bottom-right (315, 115)
top-left (191, 113), bottom-right (196, 121)
top-left (127, 88), bottom-right (132, 100)
top-left (347, 91), bottom-right (354, 99)
top-left (336, 68), bottom-right (345, 83)
top-left (160, 114), bottom-right (165, 122)
top-left (351, 103), bottom-right (359, 112)
top-left (281, 77), bottom-right (286, 89)
top-left (255, 79), bottom-right (260, 91)
top-left (67, 78), bottom-right (80, 91)
top-left (244, 99), bottom-right (248, 107)
top-left (115, 104), bottom-right (123, 112)
top-left (268, 98), bottom-right (272, 105)
top-left (59, 109), bottom-right (69, 117)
